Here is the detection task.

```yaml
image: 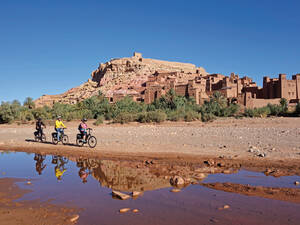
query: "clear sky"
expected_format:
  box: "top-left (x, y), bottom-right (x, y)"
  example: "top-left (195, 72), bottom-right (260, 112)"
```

top-left (0, 0), bottom-right (299, 103)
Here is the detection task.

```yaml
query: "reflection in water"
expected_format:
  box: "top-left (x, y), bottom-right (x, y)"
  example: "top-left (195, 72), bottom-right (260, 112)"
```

top-left (32, 155), bottom-right (240, 192)
top-left (76, 159), bottom-right (93, 183)
top-left (92, 160), bottom-right (171, 192)
top-left (34, 154), bottom-right (46, 175)
top-left (30, 154), bottom-right (300, 199)
top-left (2, 151), bottom-right (300, 225)
top-left (51, 155), bottom-right (69, 180)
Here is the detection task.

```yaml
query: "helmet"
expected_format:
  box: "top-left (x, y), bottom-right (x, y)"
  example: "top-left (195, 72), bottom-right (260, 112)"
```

top-left (38, 118), bottom-right (42, 121)
top-left (82, 118), bottom-right (87, 122)
top-left (57, 116), bottom-right (61, 119)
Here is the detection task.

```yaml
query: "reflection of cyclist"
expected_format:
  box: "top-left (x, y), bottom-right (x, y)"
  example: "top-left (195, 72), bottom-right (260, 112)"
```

top-left (76, 158), bottom-right (92, 183)
top-left (34, 154), bottom-right (46, 175)
top-left (36, 118), bottom-right (46, 137)
top-left (79, 167), bottom-right (89, 183)
top-left (55, 166), bottom-right (66, 180)
top-left (55, 116), bottom-right (66, 141)
top-left (78, 118), bottom-right (88, 143)
top-left (52, 156), bottom-right (68, 180)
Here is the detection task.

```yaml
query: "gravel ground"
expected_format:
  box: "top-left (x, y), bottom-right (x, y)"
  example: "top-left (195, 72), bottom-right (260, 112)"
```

top-left (0, 117), bottom-right (299, 162)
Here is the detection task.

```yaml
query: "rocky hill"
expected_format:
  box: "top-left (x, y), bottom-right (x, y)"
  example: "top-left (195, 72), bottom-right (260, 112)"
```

top-left (35, 53), bottom-right (207, 107)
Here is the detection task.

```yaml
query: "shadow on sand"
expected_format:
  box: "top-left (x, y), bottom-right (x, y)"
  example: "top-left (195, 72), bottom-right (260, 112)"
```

top-left (25, 139), bottom-right (79, 147)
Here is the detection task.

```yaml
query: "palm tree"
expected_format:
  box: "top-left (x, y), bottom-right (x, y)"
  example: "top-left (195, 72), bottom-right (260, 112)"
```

top-left (280, 98), bottom-right (288, 113)
top-left (12, 100), bottom-right (21, 107)
top-left (24, 97), bottom-right (35, 109)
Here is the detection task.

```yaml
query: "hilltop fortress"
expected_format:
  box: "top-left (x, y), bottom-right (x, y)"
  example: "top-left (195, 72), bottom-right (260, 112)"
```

top-left (35, 53), bottom-right (300, 108)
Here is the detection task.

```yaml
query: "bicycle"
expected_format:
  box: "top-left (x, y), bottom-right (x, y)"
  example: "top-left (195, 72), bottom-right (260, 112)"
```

top-left (76, 158), bottom-right (98, 169)
top-left (34, 153), bottom-right (46, 161)
top-left (34, 130), bottom-right (46, 142)
top-left (76, 128), bottom-right (97, 148)
top-left (52, 155), bottom-right (69, 165)
top-left (52, 128), bottom-right (69, 145)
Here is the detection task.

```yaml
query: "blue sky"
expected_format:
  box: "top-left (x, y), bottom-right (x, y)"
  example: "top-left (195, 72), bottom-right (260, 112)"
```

top-left (0, 0), bottom-right (299, 102)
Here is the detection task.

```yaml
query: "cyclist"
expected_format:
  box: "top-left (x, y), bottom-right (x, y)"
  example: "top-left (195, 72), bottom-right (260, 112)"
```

top-left (55, 116), bottom-right (66, 141)
top-left (36, 118), bottom-right (46, 138)
top-left (78, 118), bottom-right (88, 143)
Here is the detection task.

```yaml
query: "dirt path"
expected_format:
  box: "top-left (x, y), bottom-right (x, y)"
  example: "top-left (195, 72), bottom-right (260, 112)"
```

top-left (0, 117), bottom-right (300, 174)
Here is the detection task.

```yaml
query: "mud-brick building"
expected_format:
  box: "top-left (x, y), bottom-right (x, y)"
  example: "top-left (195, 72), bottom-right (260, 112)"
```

top-left (242, 74), bottom-right (300, 108)
top-left (205, 73), bottom-right (254, 100)
top-left (144, 71), bottom-right (208, 104)
top-left (144, 71), bottom-right (253, 105)
top-left (120, 69), bottom-right (300, 109)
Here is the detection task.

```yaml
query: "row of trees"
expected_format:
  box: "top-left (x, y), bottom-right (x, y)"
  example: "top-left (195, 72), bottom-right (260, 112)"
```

top-left (1, 91), bottom-right (300, 124)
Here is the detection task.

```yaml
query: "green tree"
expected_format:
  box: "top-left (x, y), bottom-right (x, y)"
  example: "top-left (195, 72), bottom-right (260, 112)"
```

top-left (280, 98), bottom-right (288, 113)
top-left (0, 102), bottom-right (15, 123)
top-left (24, 97), bottom-right (35, 109)
top-left (295, 102), bottom-right (300, 115)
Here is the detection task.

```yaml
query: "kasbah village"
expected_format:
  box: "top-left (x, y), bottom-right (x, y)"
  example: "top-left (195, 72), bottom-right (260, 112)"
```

top-left (36, 52), bottom-right (300, 108)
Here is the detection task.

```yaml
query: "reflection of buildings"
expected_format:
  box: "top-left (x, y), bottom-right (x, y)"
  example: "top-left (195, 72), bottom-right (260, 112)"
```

top-left (92, 160), bottom-right (170, 192)
top-left (74, 159), bottom-right (238, 192)
top-left (76, 158), bottom-right (233, 193)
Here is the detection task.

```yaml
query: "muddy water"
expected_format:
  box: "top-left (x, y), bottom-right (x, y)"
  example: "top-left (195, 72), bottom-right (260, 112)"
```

top-left (0, 151), bottom-right (300, 225)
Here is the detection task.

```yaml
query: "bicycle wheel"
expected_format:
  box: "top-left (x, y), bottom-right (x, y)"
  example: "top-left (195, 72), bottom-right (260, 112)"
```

top-left (61, 157), bottom-right (69, 163)
top-left (76, 138), bottom-right (84, 147)
top-left (34, 135), bottom-right (39, 142)
top-left (88, 136), bottom-right (97, 148)
top-left (62, 135), bottom-right (69, 145)
top-left (41, 134), bottom-right (46, 142)
top-left (34, 131), bottom-right (39, 142)
top-left (87, 159), bottom-right (97, 168)
top-left (52, 136), bottom-right (58, 145)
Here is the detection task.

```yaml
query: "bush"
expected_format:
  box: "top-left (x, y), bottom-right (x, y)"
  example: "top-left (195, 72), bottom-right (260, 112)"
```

top-left (82, 96), bottom-right (112, 119)
top-left (0, 92), bottom-right (294, 125)
top-left (113, 112), bottom-right (137, 124)
top-left (184, 111), bottom-right (201, 122)
top-left (244, 107), bottom-right (271, 118)
top-left (32, 107), bottom-right (51, 120)
top-left (76, 109), bottom-right (94, 120)
top-left (23, 97), bottom-right (35, 109)
top-left (200, 92), bottom-right (231, 117)
top-left (146, 111), bottom-right (166, 123)
top-left (136, 112), bottom-right (148, 123)
top-left (65, 111), bottom-right (77, 121)
top-left (220, 104), bottom-right (239, 117)
top-left (112, 96), bottom-right (145, 118)
top-left (0, 102), bottom-right (15, 123)
top-left (167, 110), bottom-right (184, 121)
top-left (201, 112), bottom-right (216, 122)
top-left (137, 111), bottom-right (167, 123)
top-left (267, 104), bottom-right (282, 116)
top-left (19, 110), bottom-right (34, 122)
top-left (295, 102), bottom-right (300, 115)
top-left (93, 116), bottom-right (104, 126)
top-left (280, 98), bottom-right (288, 113)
